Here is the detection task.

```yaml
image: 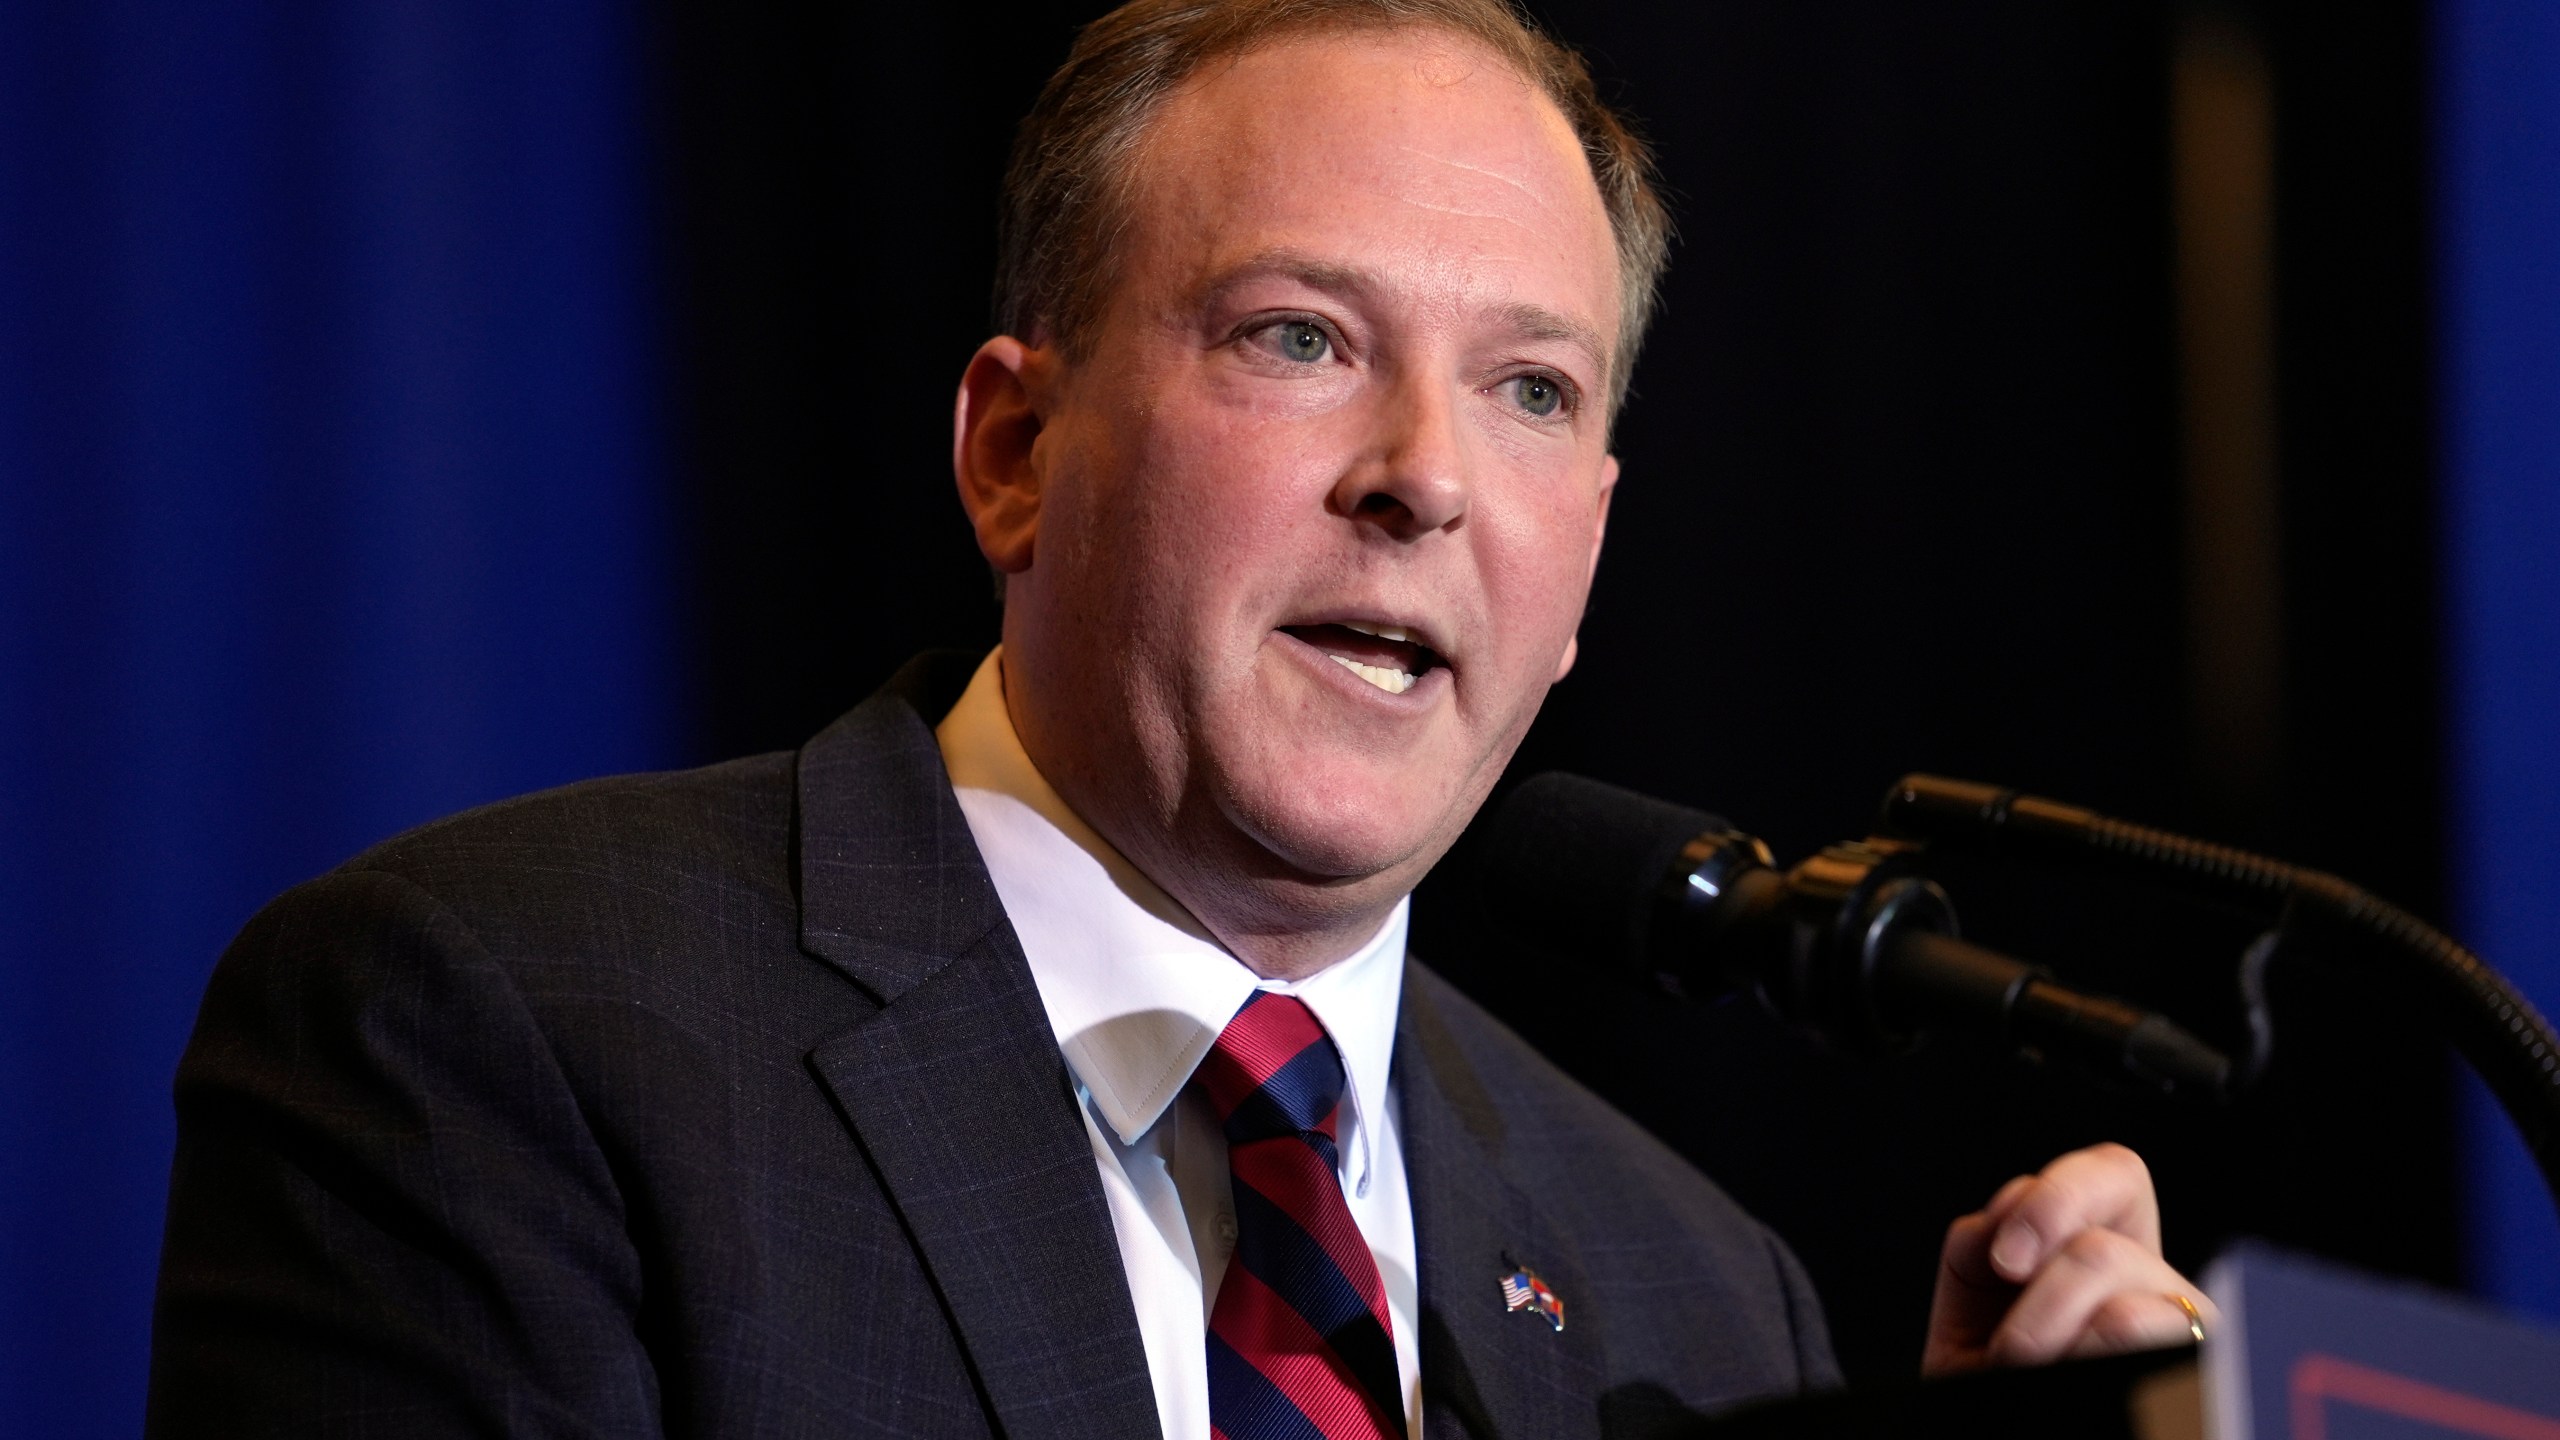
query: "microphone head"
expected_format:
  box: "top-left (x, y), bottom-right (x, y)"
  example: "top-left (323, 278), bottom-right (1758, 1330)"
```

top-left (1473, 772), bottom-right (1724, 970)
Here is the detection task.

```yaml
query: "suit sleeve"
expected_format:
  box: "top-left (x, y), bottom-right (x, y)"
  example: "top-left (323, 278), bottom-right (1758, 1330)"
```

top-left (147, 867), bottom-right (662, 1438)
top-left (1765, 1225), bottom-right (1841, 1391)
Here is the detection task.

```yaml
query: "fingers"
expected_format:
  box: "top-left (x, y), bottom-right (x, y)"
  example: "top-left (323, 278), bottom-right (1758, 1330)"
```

top-left (1922, 1143), bottom-right (2209, 1376)
top-left (1921, 1209), bottom-right (2018, 1375)
top-left (2079, 1289), bottom-right (2211, 1356)
top-left (1982, 1224), bottom-right (2220, 1366)
top-left (1937, 1203), bottom-right (2010, 1294)
top-left (1984, 1143), bottom-right (2159, 1285)
top-left (1980, 1174), bottom-right (2038, 1226)
top-left (1931, 1211), bottom-right (2013, 1324)
top-left (1922, 1172), bottom-right (2057, 1375)
top-left (1937, 1174), bottom-right (2038, 1293)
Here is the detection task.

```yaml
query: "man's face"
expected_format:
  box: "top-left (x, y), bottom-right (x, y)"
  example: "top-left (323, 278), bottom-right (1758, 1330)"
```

top-left (977, 29), bottom-right (1621, 961)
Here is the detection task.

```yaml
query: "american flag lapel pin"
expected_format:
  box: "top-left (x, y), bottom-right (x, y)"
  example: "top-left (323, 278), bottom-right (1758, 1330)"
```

top-left (1499, 1261), bottom-right (1565, 1332)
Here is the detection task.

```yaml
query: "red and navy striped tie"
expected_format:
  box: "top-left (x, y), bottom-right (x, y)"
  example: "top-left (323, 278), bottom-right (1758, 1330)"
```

top-left (1194, 991), bottom-right (1402, 1440)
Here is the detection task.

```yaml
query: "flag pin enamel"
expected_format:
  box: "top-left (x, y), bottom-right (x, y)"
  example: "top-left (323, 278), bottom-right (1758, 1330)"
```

top-left (1500, 1263), bottom-right (1565, 1332)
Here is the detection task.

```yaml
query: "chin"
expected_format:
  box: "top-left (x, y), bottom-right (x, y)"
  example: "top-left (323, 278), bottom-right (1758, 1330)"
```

top-left (1218, 759), bottom-right (1470, 886)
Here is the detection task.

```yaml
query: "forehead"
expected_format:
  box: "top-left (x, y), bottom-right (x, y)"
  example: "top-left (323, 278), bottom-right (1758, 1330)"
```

top-left (1115, 29), bottom-right (1620, 342)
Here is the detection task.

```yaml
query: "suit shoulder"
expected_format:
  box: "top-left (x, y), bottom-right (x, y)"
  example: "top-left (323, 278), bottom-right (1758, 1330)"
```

top-left (333, 751), bottom-right (799, 933)
top-left (198, 752), bottom-right (819, 1030)
top-left (202, 745), bottom-right (874, 1112)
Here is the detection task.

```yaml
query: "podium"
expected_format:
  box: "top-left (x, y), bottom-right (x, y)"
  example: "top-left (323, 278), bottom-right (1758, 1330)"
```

top-left (1682, 1246), bottom-right (2560, 1438)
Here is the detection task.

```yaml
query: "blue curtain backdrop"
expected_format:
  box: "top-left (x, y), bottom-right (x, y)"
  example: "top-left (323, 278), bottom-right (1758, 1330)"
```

top-left (2438, 0), bottom-right (2560, 1324)
top-left (0, 3), bottom-right (677, 1434)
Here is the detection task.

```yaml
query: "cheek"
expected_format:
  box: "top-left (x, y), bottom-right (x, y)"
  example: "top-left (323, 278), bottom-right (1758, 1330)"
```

top-left (1089, 396), bottom-right (1351, 611)
top-left (1474, 474), bottom-right (1606, 664)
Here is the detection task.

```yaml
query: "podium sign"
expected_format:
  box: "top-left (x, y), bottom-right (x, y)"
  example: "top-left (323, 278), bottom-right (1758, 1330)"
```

top-left (2205, 1244), bottom-right (2560, 1440)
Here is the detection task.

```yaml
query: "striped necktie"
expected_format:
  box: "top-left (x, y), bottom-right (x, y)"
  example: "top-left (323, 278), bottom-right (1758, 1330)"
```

top-left (1192, 991), bottom-right (1403, 1440)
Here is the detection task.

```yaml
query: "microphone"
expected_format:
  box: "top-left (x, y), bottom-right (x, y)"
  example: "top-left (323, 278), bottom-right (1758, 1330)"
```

top-left (1471, 772), bottom-right (2233, 1099)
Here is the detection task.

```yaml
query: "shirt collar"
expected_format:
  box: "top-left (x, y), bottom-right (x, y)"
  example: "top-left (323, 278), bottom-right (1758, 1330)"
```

top-left (935, 647), bottom-right (1407, 1188)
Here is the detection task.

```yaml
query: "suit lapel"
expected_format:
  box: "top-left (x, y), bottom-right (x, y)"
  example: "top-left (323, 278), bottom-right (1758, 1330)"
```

top-left (1398, 972), bottom-right (1605, 1440)
top-left (795, 657), bottom-right (1161, 1440)
top-left (807, 934), bottom-right (1162, 1440)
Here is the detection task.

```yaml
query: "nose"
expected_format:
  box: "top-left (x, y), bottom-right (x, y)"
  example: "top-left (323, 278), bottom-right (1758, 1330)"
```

top-left (1330, 375), bottom-right (1471, 540)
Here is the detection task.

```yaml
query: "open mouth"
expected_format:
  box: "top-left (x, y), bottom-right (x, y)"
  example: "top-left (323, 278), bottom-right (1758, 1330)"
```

top-left (1277, 621), bottom-right (1445, 696)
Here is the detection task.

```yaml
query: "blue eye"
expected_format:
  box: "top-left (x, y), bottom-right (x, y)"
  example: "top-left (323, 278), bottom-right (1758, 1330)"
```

top-left (1262, 320), bottom-right (1331, 364)
top-left (1510, 373), bottom-right (1566, 417)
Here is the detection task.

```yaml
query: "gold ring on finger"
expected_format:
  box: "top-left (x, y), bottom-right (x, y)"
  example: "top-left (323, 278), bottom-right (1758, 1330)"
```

top-left (2167, 1291), bottom-right (2205, 1344)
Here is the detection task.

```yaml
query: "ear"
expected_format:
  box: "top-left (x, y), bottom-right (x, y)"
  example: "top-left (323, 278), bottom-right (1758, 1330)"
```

top-left (952, 336), bottom-right (1053, 575)
top-left (1551, 453), bottom-right (1620, 683)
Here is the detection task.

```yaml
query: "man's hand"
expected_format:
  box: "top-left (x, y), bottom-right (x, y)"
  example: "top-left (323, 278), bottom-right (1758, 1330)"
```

top-left (1921, 1142), bottom-right (2219, 1375)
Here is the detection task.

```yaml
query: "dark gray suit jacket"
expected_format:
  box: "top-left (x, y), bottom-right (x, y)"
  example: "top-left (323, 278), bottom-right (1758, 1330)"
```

top-left (148, 654), bottom-right (1836, 1438)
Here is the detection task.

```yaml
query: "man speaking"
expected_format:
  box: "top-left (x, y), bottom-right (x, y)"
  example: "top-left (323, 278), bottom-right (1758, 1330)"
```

top-left (148, 1), bottom-right (2215, 1434)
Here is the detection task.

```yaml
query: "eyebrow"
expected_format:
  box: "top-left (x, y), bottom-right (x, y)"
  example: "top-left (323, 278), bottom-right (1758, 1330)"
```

top-left (1192, 247), bottom-right (1613, 388)
top-left (1489, 301), bottom-right (1611, 387)
top-left (1189, 248), bottom-right (1372, 309)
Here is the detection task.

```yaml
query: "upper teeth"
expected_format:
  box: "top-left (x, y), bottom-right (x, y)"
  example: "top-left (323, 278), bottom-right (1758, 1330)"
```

top-left (1342, 621), bottom-right (1413, 643)
top-left (1330, 655), bottom-right (1416, 694)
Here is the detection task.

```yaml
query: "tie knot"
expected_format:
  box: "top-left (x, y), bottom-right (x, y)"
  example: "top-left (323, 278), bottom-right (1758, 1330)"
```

top-left (1194, 991), bottom-right (1347, 1148)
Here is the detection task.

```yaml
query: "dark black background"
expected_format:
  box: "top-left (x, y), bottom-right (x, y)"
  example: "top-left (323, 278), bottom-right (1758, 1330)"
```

top-left (652, 0), bottom-right (2448, 1383)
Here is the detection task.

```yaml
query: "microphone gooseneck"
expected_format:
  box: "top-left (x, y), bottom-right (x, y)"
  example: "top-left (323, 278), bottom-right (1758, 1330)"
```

top-left (1878, 774), bottom-right (2560, 1210)
top-left (1474, 772), bottom-right (2235, 1100)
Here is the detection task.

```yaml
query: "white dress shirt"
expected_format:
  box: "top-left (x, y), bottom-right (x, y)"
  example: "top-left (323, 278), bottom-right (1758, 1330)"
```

top-left (936, 648), bottom-right (1422, 1440)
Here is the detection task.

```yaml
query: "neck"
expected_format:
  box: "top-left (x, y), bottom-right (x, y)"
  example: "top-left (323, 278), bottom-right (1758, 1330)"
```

top-left (1129, 851), bottom-right (1405, 983)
